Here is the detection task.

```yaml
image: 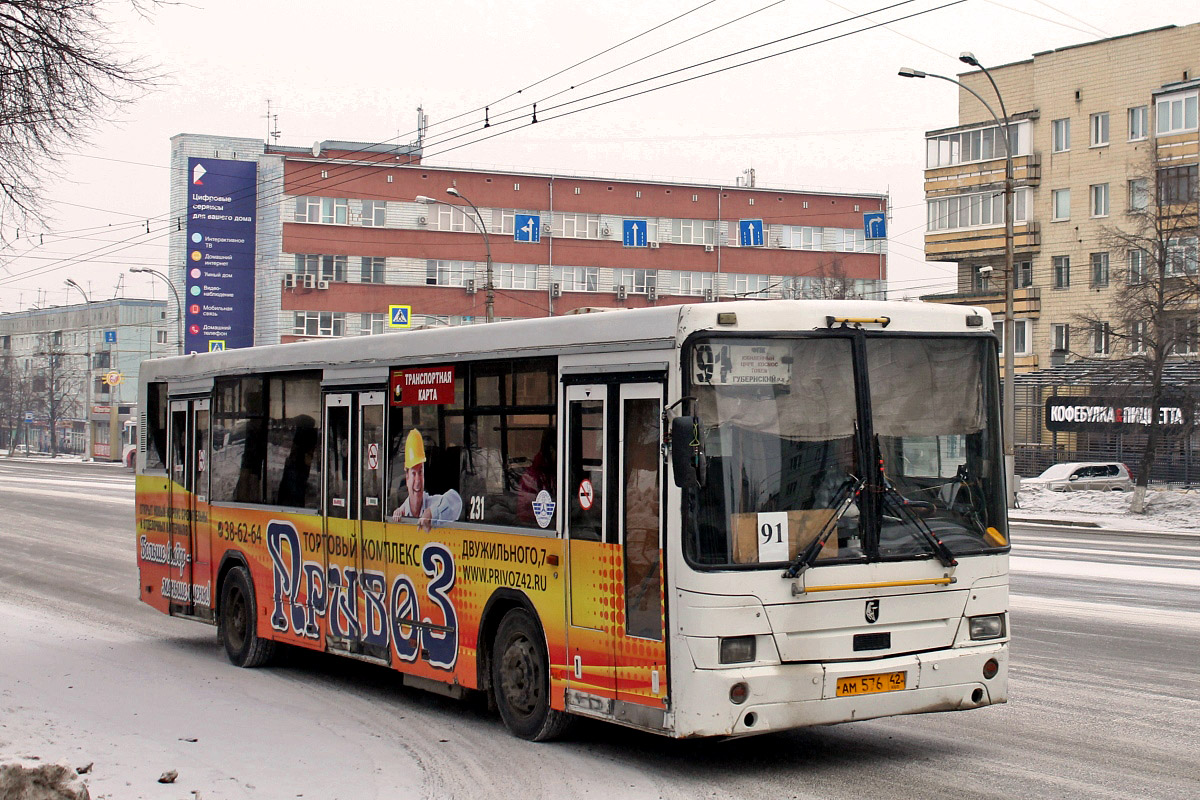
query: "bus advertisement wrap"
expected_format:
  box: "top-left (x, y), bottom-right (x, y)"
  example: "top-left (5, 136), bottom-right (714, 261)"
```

top-left (185, 158), bottom-right (257, 354)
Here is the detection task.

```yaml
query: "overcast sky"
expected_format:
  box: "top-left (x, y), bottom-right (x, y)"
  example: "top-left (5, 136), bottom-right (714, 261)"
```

top-left (0, 0), bottom-right (1189, 313)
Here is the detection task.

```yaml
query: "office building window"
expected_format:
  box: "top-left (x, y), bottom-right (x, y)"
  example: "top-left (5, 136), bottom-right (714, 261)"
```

top-left (1156, 91), bottom-right (1198, 136)
top-left (1051, 118), bottom-right (1070, 152)
top-left (359, 313), bottom-right (386, 335)
top-left (551, 266), bottom-right (599, 292)
top-left (425, 260), bottom-right (474, 287)
top-left (926, 189), bottom-right (1028, 232)
top-left (1052, 189), bottom-right (1070, 220)
top-left (1090, 183), bottom-right (1109, 217)
top-left (294, 254), bottom-right (347, 282)
top-left (293, 312), bottom-right (345, 337)
top-left (732, 274), bottom-right (772, 298)
top-left (361, 200), bottom-right (387, 227)
top-left (924, 122), bottom-right (1026, 168)
top-left (360, 257), bottom-right (385, 284)
top-left (1093, 322), bottom-right (1111, 355)
top-left (294, 197), bottom-right (348, 225)
top-left (552, 212), bottom-right (601, 239)
top-left (668, 218), bottom-right (716, 246)
top-left (1090, 112), bottom-right (1109, 146)
top-left (1128, 106), bottom-right (1148, 140)
top-left (156, 330), bottom-right (168, 344)
top-left (495, 264), bottom-right (538, 289)
top-left (614, 269), bottom-right (658, 294)
top-left (1053, 256), bottom-right (1070, 288)
top-left (1170, 316), bottom-right (1198, 355)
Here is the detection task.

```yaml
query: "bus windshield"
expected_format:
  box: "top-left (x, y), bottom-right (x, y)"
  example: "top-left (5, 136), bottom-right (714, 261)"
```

top-left (683, 334), bottom-right (1007, 568)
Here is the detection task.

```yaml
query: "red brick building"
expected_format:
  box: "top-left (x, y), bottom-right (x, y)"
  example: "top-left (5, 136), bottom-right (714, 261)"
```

top-left (170, 134), bottom-right (888, 346)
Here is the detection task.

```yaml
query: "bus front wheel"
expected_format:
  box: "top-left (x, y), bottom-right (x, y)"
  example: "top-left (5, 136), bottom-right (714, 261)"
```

top-left (219, 566), bottom-right (276, 668)
top-left (491, 608), bottom-right (570, 741)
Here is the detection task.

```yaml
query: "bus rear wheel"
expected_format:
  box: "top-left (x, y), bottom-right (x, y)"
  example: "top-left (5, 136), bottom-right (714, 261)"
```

top-left (492, 608), bottom-right (571, 741)
top-left (219, 566), bottom-right (276, 668)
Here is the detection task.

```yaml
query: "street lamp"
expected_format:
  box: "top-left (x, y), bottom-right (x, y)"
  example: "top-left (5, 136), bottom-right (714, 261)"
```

top-left (64, 279), bottom-right (93, 462)
top-left (130, 267), bottom-right (183, 355)
top-left (417, 188), bottom-right (495, 323)
top-left (900, 58), bottom-right (1018, 509)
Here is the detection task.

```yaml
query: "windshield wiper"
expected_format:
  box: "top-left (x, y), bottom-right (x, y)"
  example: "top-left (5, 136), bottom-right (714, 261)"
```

top-left (881, 484), bottom-right (958, 568)
top-left (783, 476), bottom-right (864, 579)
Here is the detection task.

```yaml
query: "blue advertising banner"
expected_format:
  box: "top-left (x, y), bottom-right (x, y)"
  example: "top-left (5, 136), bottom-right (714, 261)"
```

top-left (185, 158), bottom-right (257, 354)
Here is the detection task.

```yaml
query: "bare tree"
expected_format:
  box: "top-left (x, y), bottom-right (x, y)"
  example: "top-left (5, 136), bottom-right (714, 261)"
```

top-left (0, 349), bottom-right (36, 455)
top-left (1077, 154), bottom-right (1200, 511)
top-left (803, 254), bottom-right (858, 300)
top-left (0, 1), bottom-right (155, 227)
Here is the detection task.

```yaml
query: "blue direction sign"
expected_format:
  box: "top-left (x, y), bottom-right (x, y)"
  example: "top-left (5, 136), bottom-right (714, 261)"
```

top-left (514, 214), bottom-right (541, 243)
top-left (739, 219), bottom-right (765, 247)
top-left (389, 305), bottom-right (411, 328)
top-left (104, 330), bottom-right (116, 343)
top-left (622, 219), bottom-right (648, 248)
top-left (864, 212), bottom-right (887, 240)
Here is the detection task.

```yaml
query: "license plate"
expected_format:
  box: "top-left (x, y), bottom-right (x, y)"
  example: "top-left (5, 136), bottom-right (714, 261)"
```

top-left (836, 670), bottom-right (907, 697)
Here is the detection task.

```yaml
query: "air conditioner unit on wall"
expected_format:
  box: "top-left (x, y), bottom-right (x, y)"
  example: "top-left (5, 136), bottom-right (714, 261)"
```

top-left (317, 280), bottom-right (330, 290)
top-left (302, 274), bottom-right (316, 289)
top-left (466, 278), bottom-right (477, 294)
top-left (704, 287), bottom-right (715, 302)
top-left (647, 286), bottom-right (658, 301)
top-left (648, 241), bottom-right (660, 249)
top-left (542, 223), bottom-right (552, 234)
top-left (602, 226), bottom-right (611, 237)
top-left (284, 273), bottom-right (297, 289)
top-left (704, 245), bottom-right (714, 253)
top-left (616, 285), bottom-right (628, 300)
top-left (551, 282), bottom-right (562, 298)
top-left (418, 216), bottom-right (427, 226)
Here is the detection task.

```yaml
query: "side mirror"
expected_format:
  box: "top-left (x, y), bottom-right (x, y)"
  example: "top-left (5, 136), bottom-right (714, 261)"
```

top-left (670, 415), bottom-right (706, 488)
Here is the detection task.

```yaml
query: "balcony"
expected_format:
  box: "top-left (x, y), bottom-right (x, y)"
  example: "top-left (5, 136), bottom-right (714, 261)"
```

top-left (925, 221), bottom-right (1040, 262)
top-left (924, 152), bottom-right (1041, 195)
top-left (921, 287), bottom-right (1041, 318)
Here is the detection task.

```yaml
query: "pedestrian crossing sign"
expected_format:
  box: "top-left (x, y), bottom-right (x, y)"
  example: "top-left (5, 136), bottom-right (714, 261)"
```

top-left (208, 340), bottom-right (226, 352)
top-left (389, 305), bottom-right (412, 328)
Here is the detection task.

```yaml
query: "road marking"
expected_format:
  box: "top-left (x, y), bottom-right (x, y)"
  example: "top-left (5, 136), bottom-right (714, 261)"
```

top-left (1014, 543), bottom-right (1200, 563)
top-left (1010, 593), bottom-right (1200, 631)
top-left (0, 485), bottom-right (130, 506)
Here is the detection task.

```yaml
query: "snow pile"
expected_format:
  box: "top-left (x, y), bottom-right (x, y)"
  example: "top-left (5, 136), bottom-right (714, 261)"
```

top-left (0, 761), bottom-right (89, 800)
top-left (1016, 485), bottom-right (1200, 531)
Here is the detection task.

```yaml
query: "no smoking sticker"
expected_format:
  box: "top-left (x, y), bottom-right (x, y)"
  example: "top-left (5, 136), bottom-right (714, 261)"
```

top-left (578, 479), bottom-right (594, 510)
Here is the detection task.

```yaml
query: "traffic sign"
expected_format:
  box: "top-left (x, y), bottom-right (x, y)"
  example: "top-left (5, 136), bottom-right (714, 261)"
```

top-left (864, 212), bottom-right (887, 240)
top-left (104, 330), bottom-right (117, 343)
top-left (24, 411), bottom-right (33, 422)
top-left (739, 219), bottom-right (765, 247)
top-left (104, 370), bottom-right (123, 386)
top-left (389, 305), bottom-right (412, 328)
top-left (622, 219), bottom-right (648, 248)
top-left (208, 340), bottom-right (225, 352)
top-left (514, 214), bottom-right (541, 243)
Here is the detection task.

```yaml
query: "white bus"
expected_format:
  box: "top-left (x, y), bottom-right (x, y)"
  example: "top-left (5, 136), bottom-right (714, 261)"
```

top-left (134, 300), bottom-right (1009, 740)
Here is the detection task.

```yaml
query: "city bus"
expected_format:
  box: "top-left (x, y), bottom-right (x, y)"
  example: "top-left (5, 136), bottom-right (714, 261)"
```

top-left (134, 299), bottom-right (1009, 740)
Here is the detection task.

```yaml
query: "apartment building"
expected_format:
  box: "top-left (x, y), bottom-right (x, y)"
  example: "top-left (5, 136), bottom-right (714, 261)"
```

top-left (920, 23), bottom-right (1200, 371)
top-left (0, 298), bottom-right (170, 457)
top-left (169, 133), bottom-right (889, 350)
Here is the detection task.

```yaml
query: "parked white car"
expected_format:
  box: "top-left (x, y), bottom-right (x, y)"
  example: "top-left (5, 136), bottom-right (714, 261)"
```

top-left (1023, 462), bottom-right (1133, 492)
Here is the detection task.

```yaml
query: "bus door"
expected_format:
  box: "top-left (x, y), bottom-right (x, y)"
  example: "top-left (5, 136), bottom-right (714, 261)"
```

top-left (356, 390), bottom-right (389, 658)
top-left (167, 397), bottom-right (212, 617)
top-left (565, 380), bottom-right (668, 719)
top-left (323, 393), bottom-right (360, 648)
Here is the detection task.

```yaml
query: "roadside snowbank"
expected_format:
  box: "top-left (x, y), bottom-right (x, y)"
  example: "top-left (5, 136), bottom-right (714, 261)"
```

top-left (1016, 485), bottom-right (1200, 532)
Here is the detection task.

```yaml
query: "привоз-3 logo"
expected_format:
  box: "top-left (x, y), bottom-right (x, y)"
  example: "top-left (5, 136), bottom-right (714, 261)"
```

top-left (865, 598), bottom-right (880, 624)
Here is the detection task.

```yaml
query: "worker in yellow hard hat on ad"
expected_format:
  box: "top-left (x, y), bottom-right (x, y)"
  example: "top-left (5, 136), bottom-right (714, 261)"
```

top-left (392, 428), bottom-right (463, 530)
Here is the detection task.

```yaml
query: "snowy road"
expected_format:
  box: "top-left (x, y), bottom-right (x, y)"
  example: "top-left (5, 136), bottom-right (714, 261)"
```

top-left (1, 460), bottom-right (1197, 799)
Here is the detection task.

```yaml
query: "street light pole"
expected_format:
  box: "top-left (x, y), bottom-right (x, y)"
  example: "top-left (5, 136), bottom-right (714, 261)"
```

top-left (64, 279), bottom-right (93, 461)
top-left (418, 189), bottom-right (494, 323)
top-left (130, 267), bottom-right (183, 355)
top-left (899, 62), bottom-right (1018, 508)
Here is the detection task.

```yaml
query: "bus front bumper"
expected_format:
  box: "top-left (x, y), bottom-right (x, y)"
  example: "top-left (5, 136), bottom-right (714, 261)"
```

top-left (673, 643), bottom-right (1007, 738)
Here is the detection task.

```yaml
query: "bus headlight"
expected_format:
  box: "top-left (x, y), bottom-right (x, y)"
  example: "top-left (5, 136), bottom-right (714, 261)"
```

top-left (719, 636), bottom-right (756, 664)
top-left (968, 614), bottom-right (1006, 640)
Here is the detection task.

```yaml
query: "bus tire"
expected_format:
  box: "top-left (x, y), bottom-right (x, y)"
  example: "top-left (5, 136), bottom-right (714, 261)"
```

top-left (219, 566), bottom-right (275, 668)
top-left (491, 607), bottom-right (571, 741)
